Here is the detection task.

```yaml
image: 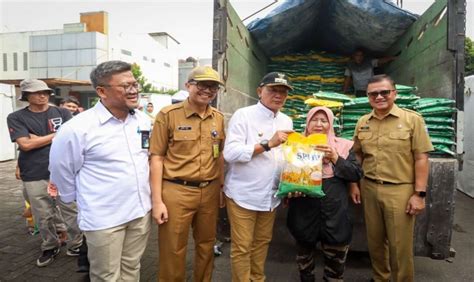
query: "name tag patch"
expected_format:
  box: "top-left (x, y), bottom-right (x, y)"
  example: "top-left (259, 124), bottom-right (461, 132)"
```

top-left (141, 130), bottom-right (150, 149)
top-left (177, 125), bottom-right (192, 131)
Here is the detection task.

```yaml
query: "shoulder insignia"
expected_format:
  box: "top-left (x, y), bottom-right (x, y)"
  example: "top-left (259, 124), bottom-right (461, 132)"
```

top-left (211, 106), bottom-right (224, 117)
top-left (401, 108), bottom-right (422, 117)
top-left (160, 102), bottom-right (183, 114)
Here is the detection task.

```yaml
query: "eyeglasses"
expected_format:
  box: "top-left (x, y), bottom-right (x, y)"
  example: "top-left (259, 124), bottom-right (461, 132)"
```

top-left (101, 82), bottom-right (141, 93)
top-left (188, 80), bottom-right (222, 92)
top-left (367, 89), bottom-right (394, 98)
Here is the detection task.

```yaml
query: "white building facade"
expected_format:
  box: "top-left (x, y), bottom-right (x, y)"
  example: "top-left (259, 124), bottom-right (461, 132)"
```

top-left (0, 11), bottom-right (179, 108)
top-left (110, 32), bottom-right (179, 91)
top-left (29, 30), bottom-right (108, 81)
top-left (0, 30), bottom-right (62, 80)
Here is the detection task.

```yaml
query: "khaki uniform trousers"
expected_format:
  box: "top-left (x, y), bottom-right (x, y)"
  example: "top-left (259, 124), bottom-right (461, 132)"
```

top-left (84, 212), bottom-right (151, 282)
top-left (226, 197), bottom-right (277, 282)
top-left (361, 178), bottom-right (415, 282)
top-left (158, 179), bottom-right (220, 282)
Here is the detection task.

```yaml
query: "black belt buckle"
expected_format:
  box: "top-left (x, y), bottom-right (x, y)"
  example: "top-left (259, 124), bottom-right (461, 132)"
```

top-left (167, 179), bottom-right (211, 188)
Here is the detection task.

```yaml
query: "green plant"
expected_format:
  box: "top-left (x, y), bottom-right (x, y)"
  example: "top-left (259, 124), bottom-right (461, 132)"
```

top-left (466, 37), bottom-right (474, 76)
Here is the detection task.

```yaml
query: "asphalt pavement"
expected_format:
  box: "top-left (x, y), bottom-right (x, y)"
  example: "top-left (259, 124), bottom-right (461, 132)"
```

top-left (0, 160), bottom-right (472, 281)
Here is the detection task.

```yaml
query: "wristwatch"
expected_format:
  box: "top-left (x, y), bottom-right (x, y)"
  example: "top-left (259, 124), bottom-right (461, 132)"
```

top-left (415, 191), bottom-right (427, 198)
top-left (260, 139), bottom-right (271, 151)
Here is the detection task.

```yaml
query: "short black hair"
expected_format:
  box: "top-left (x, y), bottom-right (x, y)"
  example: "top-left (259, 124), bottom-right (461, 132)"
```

top-left (60, 96), bottom-right (80, 106)
top-left (147, 102), bottom-right (154, 107)
top-left (367, 74), bottom-right (396, 88)
top-left (90, 60), bottom-right (132, 89)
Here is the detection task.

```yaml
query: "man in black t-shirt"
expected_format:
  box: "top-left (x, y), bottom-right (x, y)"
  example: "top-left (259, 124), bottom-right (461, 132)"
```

top-left (7, 79), bottom-right (81, 267)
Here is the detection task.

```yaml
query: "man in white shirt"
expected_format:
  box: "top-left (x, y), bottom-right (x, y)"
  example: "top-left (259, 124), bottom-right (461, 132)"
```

top-left (49, 60), bottom-right (152, 281)
top-left (224, 72), bottom-right (293, 282)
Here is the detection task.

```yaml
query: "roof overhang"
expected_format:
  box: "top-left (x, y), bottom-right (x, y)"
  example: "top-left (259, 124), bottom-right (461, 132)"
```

top-left (0, 78), bottom-right (91, 87)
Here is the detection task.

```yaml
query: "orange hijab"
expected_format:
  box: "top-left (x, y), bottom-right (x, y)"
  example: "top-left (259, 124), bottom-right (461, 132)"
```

top-left (304, 107), bottom-right (354, 178)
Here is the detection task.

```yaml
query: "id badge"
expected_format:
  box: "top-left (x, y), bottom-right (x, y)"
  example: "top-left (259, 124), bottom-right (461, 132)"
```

top-left (141, 130), bottom-right (150, 149)
top-left (212, 142), bottom-right (219, 158)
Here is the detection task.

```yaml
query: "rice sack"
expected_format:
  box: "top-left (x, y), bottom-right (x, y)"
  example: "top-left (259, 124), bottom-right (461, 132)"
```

top-left (277, 132), bottom-right (327, 198)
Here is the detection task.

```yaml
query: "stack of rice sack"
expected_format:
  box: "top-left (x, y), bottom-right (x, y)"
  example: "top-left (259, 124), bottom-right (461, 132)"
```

top-left (394, 84), bottom-right (420, 110)
top-left (308, 91), bottom-right (350, 135)
top-left (340, 97), bottom-right (371, 139)
top-left (338, 84), bottom-right (420, 140)
top-left (395, 85), bottom-right (457, 156)
top-left (268, 51), bottom-right (349, 132)
top-left (414, 98), bottom-right (457, 156)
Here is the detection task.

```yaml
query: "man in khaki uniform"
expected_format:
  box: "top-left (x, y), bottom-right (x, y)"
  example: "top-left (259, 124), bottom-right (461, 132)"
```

top-left (351, 74), bottom-right (433, 282)
top-left (150, 66), bottom-right (225, 282)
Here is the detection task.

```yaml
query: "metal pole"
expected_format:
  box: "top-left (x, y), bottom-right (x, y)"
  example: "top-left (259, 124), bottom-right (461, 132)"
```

top-left (242, 0), bottom-right (278, 22)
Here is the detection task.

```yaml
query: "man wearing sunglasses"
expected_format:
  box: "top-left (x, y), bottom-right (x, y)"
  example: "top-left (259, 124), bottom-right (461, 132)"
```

top-left (150, 66), bottom-right (225, 281)
top-left (351, 75), bottom-right (433, 282)
top-left (50, 60), bottom-right (152, 281)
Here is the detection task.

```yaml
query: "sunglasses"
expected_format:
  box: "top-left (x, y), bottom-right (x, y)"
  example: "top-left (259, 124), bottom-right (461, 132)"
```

top-left (367, 89), bottom-right (394, 98)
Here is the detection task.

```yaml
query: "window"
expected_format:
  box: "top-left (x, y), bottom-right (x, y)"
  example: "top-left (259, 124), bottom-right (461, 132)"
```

top-left (23, 52), bottom-right (28, 70)
top-left (13, 53), bottom-right (18, 71)
top-left (3, 53), bottom-right (7, 71)
top-left (151, 58), bottom-right (156, 63)
top-left (121, 49), bottom-right (132, 56)
top-left (143, 56), bottom-right (148, 61)
top-left (164, 62), bottom-right (170, 68)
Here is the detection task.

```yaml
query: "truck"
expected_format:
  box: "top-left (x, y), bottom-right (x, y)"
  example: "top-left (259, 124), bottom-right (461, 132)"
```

top-left (212, 0), bottom-right (466, 260)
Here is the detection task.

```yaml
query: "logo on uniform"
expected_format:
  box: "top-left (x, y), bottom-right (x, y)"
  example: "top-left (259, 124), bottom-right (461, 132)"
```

top-left (274, 73), bottom-right (288, 84)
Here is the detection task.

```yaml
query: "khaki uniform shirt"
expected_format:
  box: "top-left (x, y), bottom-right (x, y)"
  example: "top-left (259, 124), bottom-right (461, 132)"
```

top-left (353, 104), bottom-right (433, 184)
top-left (149, 99), bottom-right (225, 182)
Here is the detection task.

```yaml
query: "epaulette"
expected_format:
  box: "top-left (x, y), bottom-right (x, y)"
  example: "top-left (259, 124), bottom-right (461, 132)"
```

top-left (211, 106), bottom-right (224, 117)
top-left (401, 108), bottom-right (422, 117)
top-left (160, 102), bottom-right (184, 114)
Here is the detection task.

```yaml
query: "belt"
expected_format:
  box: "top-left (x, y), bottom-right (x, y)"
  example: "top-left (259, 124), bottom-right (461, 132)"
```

top-left (364, 177), bottom-right (398, 185)
top-left (165, 179), bottom-right (213, 188)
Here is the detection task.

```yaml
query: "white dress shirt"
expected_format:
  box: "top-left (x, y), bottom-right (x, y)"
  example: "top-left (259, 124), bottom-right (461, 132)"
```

top-left (49, 102), bottom-right (152, 231)
top-left (223, 102), bottom-right (293, 211)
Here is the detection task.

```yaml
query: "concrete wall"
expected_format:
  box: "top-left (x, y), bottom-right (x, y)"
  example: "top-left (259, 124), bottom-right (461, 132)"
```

top-left (178, 58), bottom-right (213, 90)
top-left (29, 32), bottom-right (108, 81)
top-left (0, 30), bottom-right (61, 80)
top-left (1, 13), bottom-right (180, 103)
top-left (109, 33), bottom-right (179, 91)
top-left (0, 83), bottom-right (16, 161)
top-left (178, 61), bottom-right (196, 90)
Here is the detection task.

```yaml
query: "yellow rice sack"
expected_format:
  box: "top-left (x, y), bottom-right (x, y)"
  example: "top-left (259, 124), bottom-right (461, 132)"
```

top-left (277, 133), bottom-right (327, 198)
top-left (304, 98), bottom-right (343, 108)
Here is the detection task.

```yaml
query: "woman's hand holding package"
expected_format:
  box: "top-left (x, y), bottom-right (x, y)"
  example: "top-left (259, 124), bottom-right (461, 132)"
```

top-left (315, 145), bottom-right (339, 164)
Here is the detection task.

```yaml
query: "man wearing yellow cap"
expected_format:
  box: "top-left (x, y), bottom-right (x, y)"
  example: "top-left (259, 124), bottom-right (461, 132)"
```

top-left (149, 66), bottom-right (226, 281)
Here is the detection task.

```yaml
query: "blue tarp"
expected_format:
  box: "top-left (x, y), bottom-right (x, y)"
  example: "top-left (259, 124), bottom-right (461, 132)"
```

top-left (247, 0), bottom-right (418, 56)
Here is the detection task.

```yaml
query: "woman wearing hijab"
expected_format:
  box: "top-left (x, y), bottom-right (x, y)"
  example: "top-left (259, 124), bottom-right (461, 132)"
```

top-left (287, 106), bottom-right (363, 282)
